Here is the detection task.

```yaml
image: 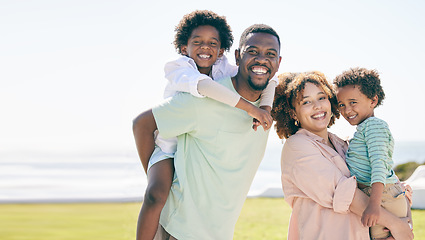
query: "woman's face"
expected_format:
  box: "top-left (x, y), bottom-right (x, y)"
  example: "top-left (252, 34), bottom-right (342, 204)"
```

top-left (293, 82), bottom-right (332, 139)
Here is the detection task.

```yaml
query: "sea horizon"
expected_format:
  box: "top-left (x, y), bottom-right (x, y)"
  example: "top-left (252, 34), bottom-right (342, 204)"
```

top-left (1, 140), bottom-right (424, 203)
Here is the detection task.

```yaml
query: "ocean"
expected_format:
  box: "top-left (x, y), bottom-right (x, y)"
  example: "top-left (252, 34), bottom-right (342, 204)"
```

top-left (1, 141), bottom-right (424, 203)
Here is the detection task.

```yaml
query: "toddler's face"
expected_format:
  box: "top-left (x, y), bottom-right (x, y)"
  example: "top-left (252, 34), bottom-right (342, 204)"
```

top-left (336, 85), bottom-right (377, 125)
top-left (181, 25), bottom-right (224, 75)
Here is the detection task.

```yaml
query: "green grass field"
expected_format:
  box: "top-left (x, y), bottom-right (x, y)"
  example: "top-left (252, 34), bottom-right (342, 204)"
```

top-left (0, 199), bottom-right (423, 240)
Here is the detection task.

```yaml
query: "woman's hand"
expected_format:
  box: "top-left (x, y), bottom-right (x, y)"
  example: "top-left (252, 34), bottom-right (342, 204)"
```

top-left (401, 182), bottom-right (413, 207)
top-left (380, 217), bottom-right (413, 240)
top-left (386, 216), bottom-right (414, 240)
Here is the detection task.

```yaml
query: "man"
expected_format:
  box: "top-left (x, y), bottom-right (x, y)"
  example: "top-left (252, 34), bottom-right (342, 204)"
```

top-left (133, 24), bottom-right (282, 240)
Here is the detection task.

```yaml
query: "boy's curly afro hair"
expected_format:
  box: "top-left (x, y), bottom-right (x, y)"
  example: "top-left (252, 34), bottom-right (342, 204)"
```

top-left (333, 67), bottom-right (385, 107)
top-left (271, 71), bottom-right (340, 139)
top-left (173, 10), bottom-right (233, 55)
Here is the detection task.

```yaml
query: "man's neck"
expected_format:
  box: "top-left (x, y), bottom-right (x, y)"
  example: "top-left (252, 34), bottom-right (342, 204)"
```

top-left (231, 75), bottom-right (263, 102)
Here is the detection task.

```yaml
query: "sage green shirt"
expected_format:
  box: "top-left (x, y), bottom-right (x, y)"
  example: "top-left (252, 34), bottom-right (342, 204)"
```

top-left (153, 77), bottom-right (270, 240)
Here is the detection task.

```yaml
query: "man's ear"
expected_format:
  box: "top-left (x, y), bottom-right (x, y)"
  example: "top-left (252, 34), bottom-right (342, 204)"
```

top-left (234, 49), bottom-right (241, 66)
top-left (218, 48), bottom-right (224, 58)
top-left (180, 46), bottom-right (188, 55)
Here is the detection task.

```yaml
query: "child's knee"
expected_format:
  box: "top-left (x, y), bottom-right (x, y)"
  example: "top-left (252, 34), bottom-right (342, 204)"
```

top-left (144, 183), bottom-right (170, 206)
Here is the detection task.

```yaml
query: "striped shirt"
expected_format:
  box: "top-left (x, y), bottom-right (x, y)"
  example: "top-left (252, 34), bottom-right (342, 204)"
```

top-left (346, 117), bottom-right (398, 186)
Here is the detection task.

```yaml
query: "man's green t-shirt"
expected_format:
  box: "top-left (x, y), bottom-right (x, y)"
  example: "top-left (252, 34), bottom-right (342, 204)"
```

top-left (152, 77), bottom-right (270, 240)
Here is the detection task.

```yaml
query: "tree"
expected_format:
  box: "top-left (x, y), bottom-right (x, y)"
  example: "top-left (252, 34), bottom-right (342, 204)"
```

top-left (394, 161), bottom-right (424, 181)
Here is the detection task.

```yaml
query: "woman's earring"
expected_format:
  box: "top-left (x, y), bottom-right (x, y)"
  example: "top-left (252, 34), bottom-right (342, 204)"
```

top-left (294, 120), bottom-right (299, 126)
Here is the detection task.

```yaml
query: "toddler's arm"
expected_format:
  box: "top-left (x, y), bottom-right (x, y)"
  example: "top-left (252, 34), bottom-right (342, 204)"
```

top-left (361, 182), bottom-right (384, 227)
top-left (198, 79), bottom-right (272, 130)
top-left (259, 77), bottom-right (278, 108)
top-left (163, 57), bottom-right (206, 98)
top-left (350, 188), bottom-right (413, 240)
top-left (165, 57), bottom-right (271, 130)
top-left (133, 109), bottom-right (157, 173)
top-left (251, 76), bottom-right (277, 130)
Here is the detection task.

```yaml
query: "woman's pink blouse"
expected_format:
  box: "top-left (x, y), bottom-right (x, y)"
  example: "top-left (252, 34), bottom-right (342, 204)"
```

top-left (281, 129), bottom-right (369, 240)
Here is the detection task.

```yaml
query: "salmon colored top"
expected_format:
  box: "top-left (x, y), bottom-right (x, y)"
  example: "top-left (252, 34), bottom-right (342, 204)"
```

top-left (281, 129), bottom-right (369, 240)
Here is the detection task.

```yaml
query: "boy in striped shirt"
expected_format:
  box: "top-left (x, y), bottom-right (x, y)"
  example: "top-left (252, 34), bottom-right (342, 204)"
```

top-left (334, 67), bottom-right (409, 239)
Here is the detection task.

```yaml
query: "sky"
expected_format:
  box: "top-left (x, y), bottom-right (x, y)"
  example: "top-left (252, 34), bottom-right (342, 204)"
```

top-left (1, 0), bottom-right (425, 155)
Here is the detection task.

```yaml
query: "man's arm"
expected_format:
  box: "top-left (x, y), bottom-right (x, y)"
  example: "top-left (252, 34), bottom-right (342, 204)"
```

top-left (133, 109), bottom-right (157, 173)
top-left (349, 188), bottom-right (413, 240)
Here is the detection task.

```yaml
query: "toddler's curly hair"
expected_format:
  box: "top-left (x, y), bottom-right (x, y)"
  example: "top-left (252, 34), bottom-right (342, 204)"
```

top-left (173, 10), bottom-right (233, 55)
top-left (333, 67), bottom-right (385, 107)
top-left (272, 71), bottom-right (340, 139)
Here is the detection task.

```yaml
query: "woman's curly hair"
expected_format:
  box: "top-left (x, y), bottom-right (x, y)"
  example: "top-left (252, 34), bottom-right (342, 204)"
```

top-left (173, 10), bottom-right (233, 55)
top-left (271, 71), bottom-right (340, 139)
top-left (333, 67), bottom-right (385, 107)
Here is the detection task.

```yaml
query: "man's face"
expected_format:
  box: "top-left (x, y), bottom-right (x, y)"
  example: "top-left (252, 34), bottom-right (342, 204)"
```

top-left (236, 32), bottom-right (281, 91)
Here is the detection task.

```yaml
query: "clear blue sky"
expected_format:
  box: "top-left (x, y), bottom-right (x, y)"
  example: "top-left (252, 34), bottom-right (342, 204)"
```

top-left (1, 0), bottom-right (424, 154)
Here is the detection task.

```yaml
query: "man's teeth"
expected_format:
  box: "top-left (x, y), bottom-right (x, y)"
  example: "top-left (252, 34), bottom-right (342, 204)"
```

top-left (252, 67), bottom-right (267, 74)
top-left (348, 115), bottom-right (356, 119)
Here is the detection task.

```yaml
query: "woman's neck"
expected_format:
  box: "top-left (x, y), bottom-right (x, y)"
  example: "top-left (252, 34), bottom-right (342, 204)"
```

top-left (314, 129), bottom-right (329, 142)
top-left (326, 136), bottom-right (336, 150)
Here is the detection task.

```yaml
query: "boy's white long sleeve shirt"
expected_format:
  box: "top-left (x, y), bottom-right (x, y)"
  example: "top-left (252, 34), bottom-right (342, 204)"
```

top-left (163, 55), bottom-right (237, 99)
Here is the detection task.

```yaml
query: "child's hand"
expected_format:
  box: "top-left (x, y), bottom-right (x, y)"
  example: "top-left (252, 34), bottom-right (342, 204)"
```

top-left (250, 106), bottom-right (272, 131)
top-left (361, 203), bottom-right (380, 227)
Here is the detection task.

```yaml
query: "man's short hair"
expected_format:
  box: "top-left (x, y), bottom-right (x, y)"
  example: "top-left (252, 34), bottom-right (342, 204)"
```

top-left (238, 24), bottom-right (280, 51)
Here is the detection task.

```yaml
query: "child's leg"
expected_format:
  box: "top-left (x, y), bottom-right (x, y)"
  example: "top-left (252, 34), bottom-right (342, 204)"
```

top-left (369, 183), bottom-right (408, 239)
top-left (136, 158), bottom-right (174, 240)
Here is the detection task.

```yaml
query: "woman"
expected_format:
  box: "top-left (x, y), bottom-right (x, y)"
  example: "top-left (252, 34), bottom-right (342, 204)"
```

top-left (271, 71), bottom-right (413, 240)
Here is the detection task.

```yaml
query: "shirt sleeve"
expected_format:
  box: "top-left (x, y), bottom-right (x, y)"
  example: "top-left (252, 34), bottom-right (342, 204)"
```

top-left (284, 138), bottom-right (357, 213)
top-left (363, 119), bottom-right (392, 185)
top-left (163, 57), bottom-right (208, 98)
top-left (211, 55), bottom-right (238, 80)
top-left (197, 78), bottom-right (241, 107)
top-left (259, 79), bottom-right (277, 107)
top-left (152, 93), bottom-right (198, 139)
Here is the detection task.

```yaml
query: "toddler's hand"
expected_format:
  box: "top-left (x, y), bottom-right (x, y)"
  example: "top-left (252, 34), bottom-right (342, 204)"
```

top-left (249, 106), bottom-right (272, 131)
top-left (361, 203), bottom-right (380, 227)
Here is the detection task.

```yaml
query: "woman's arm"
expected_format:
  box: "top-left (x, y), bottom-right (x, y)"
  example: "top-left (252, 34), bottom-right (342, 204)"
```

top-left (349, 188), bottom-right (413, 240)
top-left (132, 109), bottom-right (157, 173)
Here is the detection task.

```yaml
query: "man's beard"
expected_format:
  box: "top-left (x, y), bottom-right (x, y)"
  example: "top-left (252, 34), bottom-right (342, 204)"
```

top-left (247, 76), bottom-right (269, 91)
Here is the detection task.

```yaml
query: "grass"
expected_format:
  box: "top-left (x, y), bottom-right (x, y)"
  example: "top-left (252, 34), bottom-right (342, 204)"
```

top-left (0, 202), bottom-right (140, 240)
top-left (234, 198), bottom-right (290, 239)
top-left (0, 199), bottom-right (423, 240)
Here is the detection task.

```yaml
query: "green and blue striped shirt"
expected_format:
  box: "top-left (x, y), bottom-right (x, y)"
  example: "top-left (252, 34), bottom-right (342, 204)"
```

top-left (346, 117), bottom-right (398, 186)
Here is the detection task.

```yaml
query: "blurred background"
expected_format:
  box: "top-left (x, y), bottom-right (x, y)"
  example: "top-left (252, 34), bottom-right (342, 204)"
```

top-left (1, 0), bottom-right (425, 203)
